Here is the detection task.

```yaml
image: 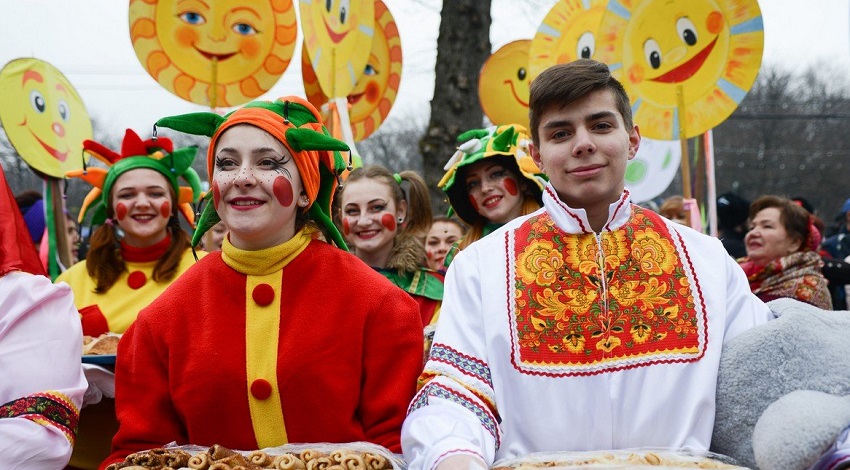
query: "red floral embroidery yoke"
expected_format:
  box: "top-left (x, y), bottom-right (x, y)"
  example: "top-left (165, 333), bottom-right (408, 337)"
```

top-left (509, 207), bottom-right (708, 376)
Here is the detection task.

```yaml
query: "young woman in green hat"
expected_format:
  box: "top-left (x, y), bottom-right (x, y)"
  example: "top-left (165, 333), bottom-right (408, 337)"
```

top-left (437, 124), bottom-right (546, 267)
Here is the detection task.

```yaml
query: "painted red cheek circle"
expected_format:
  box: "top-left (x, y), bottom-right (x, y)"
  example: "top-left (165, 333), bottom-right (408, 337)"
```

top-left (426, 251), bottom-right (433, 259)
top-left (115, 203), bottom-right (128, 221)
top-left (503, 178), bottom-right (519, 196)
top-left (342, 218), bottom-right (350, 235)
top-left (468, 194), bottom-right (480, 212)
top-left (212, 182), bottom-right (221, 209)
top-left (160, 201), bottom-right (171, 218)
top-left (273, 176), bottom-right (294, 207)
top-left (381, 213), bottom-right (397, 231)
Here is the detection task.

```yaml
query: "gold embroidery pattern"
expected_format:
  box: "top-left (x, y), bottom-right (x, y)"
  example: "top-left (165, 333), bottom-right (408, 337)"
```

top-left (510, 208), bottom-right (706, 376)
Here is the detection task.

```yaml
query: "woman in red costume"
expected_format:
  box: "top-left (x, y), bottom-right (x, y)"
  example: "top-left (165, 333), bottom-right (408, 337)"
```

top-left (100, 97), bottom-right (423, 468)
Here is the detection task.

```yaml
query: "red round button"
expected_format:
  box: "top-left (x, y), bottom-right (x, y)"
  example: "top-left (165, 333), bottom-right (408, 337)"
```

top-left (252, 283), bottom-right (275, 306)
top-left (127, 271), bottom-right (147, 289)
top-left (251, 379), bottom-right (272, 400)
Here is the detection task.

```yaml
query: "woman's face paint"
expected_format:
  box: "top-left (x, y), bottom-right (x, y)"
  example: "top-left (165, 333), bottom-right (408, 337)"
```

top-left (503, 177), bottom-right (519, 196)
top-left (212, 182), bottom-right (221, 209)
top-left (381, 213), bottom-right (397, 231)
top-left (211, 125), bottom-right (305, 250)
top-left (116, 202), bottom-right (128, 221)
top-left (110, 168), bottom-right (173, 247)
top-left (160, 200), bottom-right (171, 218)
top-left (339, 178), bottom-right (404, 267)
top-left (273, 175), bottom-right (294, 207)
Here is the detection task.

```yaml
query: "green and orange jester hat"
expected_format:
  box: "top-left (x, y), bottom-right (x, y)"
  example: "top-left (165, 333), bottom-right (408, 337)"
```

top-left (154, 96), bottom-right (351, 249)
top-left (438, 124), bottom-right (547, 225)
top-left (66, 129), bottom-right (202, 227)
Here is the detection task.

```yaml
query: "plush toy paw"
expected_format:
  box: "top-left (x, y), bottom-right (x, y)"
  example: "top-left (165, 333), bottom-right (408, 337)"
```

top-left (711, 299), bottom-right (850, 468)
top-left (752, 390), bottom-right (850, 470)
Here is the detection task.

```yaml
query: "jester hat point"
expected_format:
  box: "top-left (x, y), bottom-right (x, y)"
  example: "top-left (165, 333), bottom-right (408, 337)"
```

top-left (66, 129), bottom-right (202, 227)
top-left (438, 124), bottom-right (546, 225)
top-left (154, 96), bottom-right (351, 249)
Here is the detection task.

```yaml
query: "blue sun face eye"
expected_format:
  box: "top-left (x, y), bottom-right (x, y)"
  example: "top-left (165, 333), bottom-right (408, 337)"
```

top-left (233, 23), bottom-right (257, 36)
top-left (179, 11), bottom-right (206, 25)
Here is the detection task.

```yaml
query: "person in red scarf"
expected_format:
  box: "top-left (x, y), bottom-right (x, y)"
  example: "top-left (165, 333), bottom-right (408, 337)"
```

top-left (739, 195), bottom-right (832, 309)
top-left (0, 165), bottom-right (87, 468)
top-left (56, 129), bottom-right (204, 336)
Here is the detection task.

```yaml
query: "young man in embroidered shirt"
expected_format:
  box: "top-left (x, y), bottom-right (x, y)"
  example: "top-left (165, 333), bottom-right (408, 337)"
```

top-left (401, 59), bottom-right (773, 470)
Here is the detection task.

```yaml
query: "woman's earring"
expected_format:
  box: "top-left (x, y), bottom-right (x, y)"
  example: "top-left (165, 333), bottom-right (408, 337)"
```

top-left (398, 217), bottom-right (404, 223)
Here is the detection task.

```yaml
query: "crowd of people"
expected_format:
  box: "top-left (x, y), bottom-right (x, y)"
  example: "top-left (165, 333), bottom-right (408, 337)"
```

top-left (2, 59), bottom-right (848, 470)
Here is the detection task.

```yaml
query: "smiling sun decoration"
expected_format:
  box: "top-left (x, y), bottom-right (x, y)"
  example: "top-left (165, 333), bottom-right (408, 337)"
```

top-left (479, 40), bottom-right (532, 129)
top-left (129, 0), bottom-right (297, 107)
top-left (529, 0), bottom-right (608, 81)
top-left (596, 0), bottom-right (763, 140)
top-left (0, 58), bottom-right (92, 178)
top-left (302, 0), bottom-right (402, 141)
top-left (300, 0), bottom-right (375, 99)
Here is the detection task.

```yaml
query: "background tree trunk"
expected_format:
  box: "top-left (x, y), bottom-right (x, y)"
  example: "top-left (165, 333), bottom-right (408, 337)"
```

top-left (420, 0), bottom-right (492, 212)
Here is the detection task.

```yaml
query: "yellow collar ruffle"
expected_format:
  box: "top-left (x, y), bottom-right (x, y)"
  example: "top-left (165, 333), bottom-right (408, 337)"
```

top-left (221, 229), bottom-right (312, 276)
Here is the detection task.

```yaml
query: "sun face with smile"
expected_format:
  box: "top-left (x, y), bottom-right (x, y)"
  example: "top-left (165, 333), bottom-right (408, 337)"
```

top-left (0, 58), bottom-right (92, 178)
top-left (528, 0), bottom-right (607, 81)
top-left (478, 40), bottom-right (531, 128)
top-left (130, 0), bottom-right (297, 106)
top-left (302, 0), bottom-right (401, 141)
top-left (596, 0), bottom-right (763, 139)
top-left (300, 0), bottom-right (375, 98)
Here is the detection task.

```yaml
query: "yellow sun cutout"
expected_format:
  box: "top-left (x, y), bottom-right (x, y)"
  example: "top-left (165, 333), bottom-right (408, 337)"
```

top-left (529, 0), bottom-right (608, 81)
top-left (0, 58), bottom-right (92, 178)
top-left (300, 0), bottom-right (375, 98)
top-left (302, 0), bottom-right (402, 141)
top-left (596, 0), bottom-right (763, 140)
top-left (478, 40), bottom-right (532, 129)
top-left (129, 0), bottom-right (297, 107)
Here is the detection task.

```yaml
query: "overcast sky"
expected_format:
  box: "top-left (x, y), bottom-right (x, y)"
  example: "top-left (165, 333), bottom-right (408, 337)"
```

top-left (1, 0), bottom-right (848, 136)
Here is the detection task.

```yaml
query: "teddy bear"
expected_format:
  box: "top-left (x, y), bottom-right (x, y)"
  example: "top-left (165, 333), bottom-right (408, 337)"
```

top-left (711, 298), bottom-right (850, 469)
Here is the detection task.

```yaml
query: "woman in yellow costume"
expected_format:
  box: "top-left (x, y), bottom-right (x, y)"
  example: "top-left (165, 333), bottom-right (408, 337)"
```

top-left (56, 129), bottom-right (203, 336)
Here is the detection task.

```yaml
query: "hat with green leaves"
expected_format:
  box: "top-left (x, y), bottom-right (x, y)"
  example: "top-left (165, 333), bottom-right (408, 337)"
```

top-left (66, 129), bottom-right (202, 227)
top-left (154, 96), bottom-right (351, 249)
top-left (438, 124), bottom-right (546, 225)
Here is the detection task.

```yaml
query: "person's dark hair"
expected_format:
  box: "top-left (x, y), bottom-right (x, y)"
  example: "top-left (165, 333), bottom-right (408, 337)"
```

top-left (86, 183), bottom-right (191, 292)
top-left (748, 195), bottom-right (812, 251)
top-left (430, 216), bottom-right (467, 236)
top-left (529, 59), bottom-right (633, 147)
top-left (14, 190), bottom-right (42, 211)
top-left (717, 192), bottom-right (750, 231)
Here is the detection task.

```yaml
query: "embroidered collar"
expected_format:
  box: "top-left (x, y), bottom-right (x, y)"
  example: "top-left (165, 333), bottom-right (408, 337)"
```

top-left (121, 234), bottom-right (172, 262)
top-left (221, 229), bottom-right (312, 276)
top-left (542, 183), bottom-right (632, 234)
